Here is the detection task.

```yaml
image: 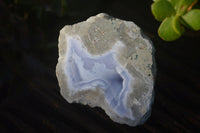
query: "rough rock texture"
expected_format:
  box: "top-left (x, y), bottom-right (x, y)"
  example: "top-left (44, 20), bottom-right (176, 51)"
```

top-left (56, 13), bottom-right (156, 126)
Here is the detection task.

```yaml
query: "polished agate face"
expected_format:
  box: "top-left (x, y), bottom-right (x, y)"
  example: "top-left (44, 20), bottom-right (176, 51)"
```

top-left (66, 36), bottom-right (133, 119)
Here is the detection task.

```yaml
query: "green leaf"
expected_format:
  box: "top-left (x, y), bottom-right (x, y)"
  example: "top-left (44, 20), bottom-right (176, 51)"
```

top-left (182, 9), bottom-right (200, 30)
top-left (158, 16), bottom-right (185, 41)
top-left (168, 0), bottom-right (180, 10)
top-left (177, 0), bottom-right (198, 15)
top-left (151, 0), bottom-right (175, 21)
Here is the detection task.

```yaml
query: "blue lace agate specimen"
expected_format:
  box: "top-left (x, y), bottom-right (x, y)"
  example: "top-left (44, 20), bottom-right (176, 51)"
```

top-left (56, 13), bottom-right (155, 126)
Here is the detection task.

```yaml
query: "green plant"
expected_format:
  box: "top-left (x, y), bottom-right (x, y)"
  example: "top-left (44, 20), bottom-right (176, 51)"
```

top-left (151, 0), bottom-right (200, 41)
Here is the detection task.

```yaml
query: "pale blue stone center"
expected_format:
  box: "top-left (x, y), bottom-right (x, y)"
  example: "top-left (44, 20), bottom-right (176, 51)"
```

top-left (66, 37), bottom-right (133, 118)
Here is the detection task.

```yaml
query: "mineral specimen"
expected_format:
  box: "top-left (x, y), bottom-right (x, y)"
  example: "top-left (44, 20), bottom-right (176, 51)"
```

top-left (56, 13), bottom-right (156, 126)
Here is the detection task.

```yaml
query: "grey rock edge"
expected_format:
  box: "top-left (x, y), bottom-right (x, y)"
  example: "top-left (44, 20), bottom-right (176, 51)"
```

top-left (56, 13), bottom-right (156, 126)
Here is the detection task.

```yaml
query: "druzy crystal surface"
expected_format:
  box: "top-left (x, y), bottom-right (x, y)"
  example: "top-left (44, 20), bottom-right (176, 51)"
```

top-left (56, 13), bottom-right (156, 126)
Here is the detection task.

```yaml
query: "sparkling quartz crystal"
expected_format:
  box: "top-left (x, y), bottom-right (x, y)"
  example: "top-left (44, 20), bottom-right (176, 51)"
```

top-left (56, 13), bottom-right (156, 126)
